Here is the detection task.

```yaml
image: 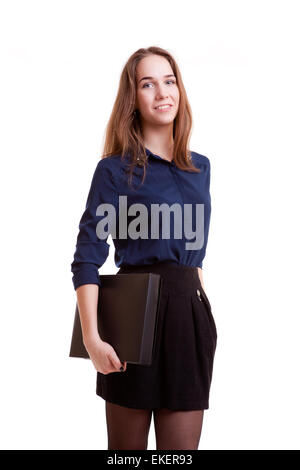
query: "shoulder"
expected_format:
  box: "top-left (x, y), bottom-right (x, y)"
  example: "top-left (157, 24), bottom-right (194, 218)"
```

top-left (98, 153), bottom-right (133, 170)
top-left (95, 154), bottom-right (122, 170)
top-left (92, 154), bottom-right (125, 178)
top-left (190, 151), bottom-right (211, 169)
top-left (91, 153), bottom-right (131, 191)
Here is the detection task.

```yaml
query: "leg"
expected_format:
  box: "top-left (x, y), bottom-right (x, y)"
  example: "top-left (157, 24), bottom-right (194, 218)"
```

top-left (105, 401), bottom-right (152, 450)
top-left (153, 408), bottom-right (204, 450)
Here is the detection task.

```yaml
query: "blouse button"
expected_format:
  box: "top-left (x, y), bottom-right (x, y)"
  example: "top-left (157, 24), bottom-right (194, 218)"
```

top-left (196, 289), bottom-right (202, 300)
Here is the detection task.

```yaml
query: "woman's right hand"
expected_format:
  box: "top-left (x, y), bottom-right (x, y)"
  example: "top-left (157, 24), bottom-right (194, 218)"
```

top-left (83, 336), bottom-right (127, 374)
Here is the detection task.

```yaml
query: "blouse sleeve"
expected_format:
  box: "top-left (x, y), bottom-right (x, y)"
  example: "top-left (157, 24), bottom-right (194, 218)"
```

top-left (70, 160), bottom-right (118, 291)
top-left (201, 156), bottom-right (211, 270)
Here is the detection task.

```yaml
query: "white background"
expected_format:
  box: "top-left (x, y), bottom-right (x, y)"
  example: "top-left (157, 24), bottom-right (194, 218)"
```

top-left (0, 0), bottom-right (299, 450)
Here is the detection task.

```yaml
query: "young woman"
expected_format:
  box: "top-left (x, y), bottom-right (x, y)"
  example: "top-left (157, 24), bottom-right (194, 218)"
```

top-left (71, 46), bottom-right (217, 450)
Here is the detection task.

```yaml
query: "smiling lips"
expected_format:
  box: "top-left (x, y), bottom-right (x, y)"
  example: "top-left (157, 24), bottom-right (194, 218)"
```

top-left (154, 104), bottom-right (173, 111)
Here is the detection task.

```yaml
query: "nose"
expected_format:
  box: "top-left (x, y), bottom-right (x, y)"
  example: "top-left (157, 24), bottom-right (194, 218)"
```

top-left (155, 83), bottom-right (169, 100)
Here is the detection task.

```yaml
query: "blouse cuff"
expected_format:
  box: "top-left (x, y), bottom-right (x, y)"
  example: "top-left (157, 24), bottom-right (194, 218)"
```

top-left (72, 265), bottom-right (101, 291)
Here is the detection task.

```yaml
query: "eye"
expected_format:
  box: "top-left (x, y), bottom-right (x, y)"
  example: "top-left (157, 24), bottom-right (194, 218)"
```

top-left (142, 79), bottom-right (176, 88)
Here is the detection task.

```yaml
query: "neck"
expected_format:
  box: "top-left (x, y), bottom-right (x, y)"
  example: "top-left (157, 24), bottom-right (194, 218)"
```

top-left (141, 122), bottom-right (174, 160)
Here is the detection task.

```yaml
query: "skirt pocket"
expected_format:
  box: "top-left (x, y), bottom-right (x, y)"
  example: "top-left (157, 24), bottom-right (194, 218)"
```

top-left (198, 286), bottom-right (218, 339)
top-left (192, 289), bottom-right (218, 348)
top-left (191, 292), bottom-right (217, 387)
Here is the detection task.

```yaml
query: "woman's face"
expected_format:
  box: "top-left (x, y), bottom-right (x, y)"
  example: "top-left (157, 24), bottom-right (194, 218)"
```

top-left (135, 54), bottom-right (180, 127)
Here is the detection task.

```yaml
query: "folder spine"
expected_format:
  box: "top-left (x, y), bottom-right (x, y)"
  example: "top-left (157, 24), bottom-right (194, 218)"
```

top-left (139, 274), bottom-right (161, 365)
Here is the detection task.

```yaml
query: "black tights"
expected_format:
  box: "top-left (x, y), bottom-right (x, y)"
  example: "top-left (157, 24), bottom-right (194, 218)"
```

top-left (105, 401), bottom-right (204, 450)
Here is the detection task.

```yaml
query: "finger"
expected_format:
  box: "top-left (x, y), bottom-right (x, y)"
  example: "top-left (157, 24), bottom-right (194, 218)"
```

top-left (110, 353), bottom-right (123, 371)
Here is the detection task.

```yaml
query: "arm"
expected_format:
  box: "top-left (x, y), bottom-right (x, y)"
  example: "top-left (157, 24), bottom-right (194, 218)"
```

top-left (71, 160), bottom-right (126, 372)
top-left (197, 267), bottom-right (206, 293)
top-left (76, 283), bottom-right (126, 373)
top-left (76, 284), bottom-right (102, 348)
top-left (71, 160), bottom-right (115, 292)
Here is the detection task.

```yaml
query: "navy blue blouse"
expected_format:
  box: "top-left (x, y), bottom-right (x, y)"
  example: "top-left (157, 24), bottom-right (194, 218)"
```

top-left (71, 148), bottom-right (211, 291)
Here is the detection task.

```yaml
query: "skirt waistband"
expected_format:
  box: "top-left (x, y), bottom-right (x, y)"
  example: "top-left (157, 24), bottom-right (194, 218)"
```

top-left (117, 261), bottom-right (202, 295)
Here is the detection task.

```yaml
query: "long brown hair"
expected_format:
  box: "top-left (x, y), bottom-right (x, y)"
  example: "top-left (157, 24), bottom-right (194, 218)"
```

top-left (100, 46), bottom-right (201, 189)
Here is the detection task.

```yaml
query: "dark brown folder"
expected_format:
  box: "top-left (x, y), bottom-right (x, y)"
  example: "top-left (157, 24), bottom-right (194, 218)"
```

top-left (69, 273), bottom-right (162, 366)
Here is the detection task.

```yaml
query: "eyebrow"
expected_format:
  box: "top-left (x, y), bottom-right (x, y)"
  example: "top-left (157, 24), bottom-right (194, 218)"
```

top-left (139, 74), bottom-right (176, 84)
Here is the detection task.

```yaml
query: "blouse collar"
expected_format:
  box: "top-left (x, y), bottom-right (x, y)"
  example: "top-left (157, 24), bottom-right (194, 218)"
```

top-left (145, 147), bottom-right (175, 165)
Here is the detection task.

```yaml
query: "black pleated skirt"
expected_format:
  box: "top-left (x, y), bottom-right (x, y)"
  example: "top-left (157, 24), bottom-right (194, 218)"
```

top-left (96, 261), bottom-right (217, 411)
